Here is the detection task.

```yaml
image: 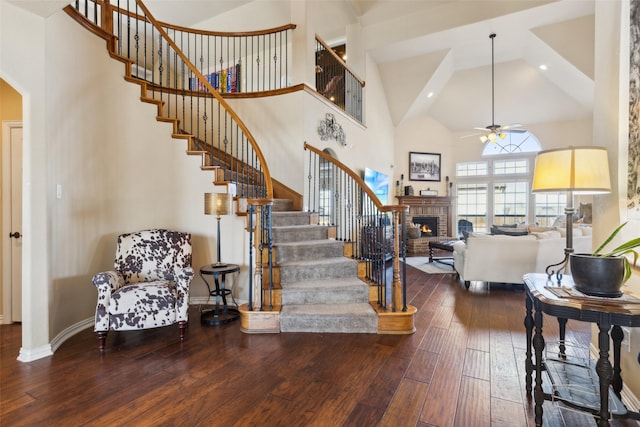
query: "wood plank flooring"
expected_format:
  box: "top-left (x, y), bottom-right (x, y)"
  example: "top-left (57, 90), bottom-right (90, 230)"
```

top-left (1, 265), bottom-right (639, 426)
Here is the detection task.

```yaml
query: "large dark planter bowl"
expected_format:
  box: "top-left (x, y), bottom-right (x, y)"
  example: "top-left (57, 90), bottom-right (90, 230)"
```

top-left (569, 253), bottom-right (625, 298)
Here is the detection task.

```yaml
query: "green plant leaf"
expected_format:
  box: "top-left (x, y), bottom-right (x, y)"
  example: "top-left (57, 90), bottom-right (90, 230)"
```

top-left (604, 238), bottom-right (640, 258)
top-left (624, 258), bottom-right (632, 283)
top-left (593, 222), bottom-right (627, 255)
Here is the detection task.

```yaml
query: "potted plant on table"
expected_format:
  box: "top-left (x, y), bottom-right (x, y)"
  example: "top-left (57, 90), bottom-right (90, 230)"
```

top-left (570, 222), bottom-right (640, 297)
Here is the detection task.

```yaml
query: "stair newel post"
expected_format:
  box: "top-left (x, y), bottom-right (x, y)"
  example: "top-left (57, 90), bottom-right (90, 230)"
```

top-left (265, 202), bottom-right (274, 310)
top-left (253, 201), bottom-right (265, 311)
top-left (400, 208), bottom-right (408, 312)
top-left (247, 203), bottom-right (255, 311)
top-left (391, 208), bottom-right (402, 312)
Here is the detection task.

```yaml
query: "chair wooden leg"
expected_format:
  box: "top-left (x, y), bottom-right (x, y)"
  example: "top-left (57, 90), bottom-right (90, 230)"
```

top-left (96, 331), bottom-right (108, 351)
top-left (178, 321), bottom-right (187, 341)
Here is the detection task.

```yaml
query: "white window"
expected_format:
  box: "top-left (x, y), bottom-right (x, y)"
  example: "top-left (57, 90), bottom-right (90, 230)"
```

top-left (456, 161), bottom-right (488, 177)
top-left (482, 131), bottom-right (541, 155)
top-left (455, 131), bottom-right (562, 232)
top-left (456, 183), bottom-right (488, 233)
top-left (535, 193), bottom-right (567, 227)
top-left (494, 180), bottom-right (529, 225)
top-left (494, 159), bottom-right (528, 175)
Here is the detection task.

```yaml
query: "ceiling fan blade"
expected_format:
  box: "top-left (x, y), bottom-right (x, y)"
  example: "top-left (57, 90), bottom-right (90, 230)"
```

top-left (461, 132), bottom-right (483, 139)
top-left (502, 128), bottom-right (527, 133)
top-left (501, 123), bottom-right (523, 130)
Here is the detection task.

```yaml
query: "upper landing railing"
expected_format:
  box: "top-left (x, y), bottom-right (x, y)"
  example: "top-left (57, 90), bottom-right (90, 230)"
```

top-left (315, 37), bottom-right (365, 123)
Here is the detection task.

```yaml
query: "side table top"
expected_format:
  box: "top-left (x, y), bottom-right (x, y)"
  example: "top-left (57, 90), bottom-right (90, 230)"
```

top-left (523, 273), bottom-right (640, 324)
top-left (200, 263), bottom-right (240, 275)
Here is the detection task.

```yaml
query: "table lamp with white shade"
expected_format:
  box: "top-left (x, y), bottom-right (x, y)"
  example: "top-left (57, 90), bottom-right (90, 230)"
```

top-left (204, 192), bottom-right (232, 267)
top-left (531, 146), bottom-right (611, 284)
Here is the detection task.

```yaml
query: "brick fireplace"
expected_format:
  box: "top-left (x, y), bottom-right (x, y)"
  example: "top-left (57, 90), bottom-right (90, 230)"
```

top-left (396, 196), bottom-right (454, 255)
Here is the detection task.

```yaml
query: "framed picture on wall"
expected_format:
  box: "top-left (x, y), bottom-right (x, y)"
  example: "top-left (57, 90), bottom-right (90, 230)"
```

top-left (409, 152), bottom-right (441, 182)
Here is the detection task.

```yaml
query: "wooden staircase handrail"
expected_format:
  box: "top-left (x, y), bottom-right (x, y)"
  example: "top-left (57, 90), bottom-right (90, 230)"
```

top-left (133, 0), bottom-right (274, 199)
top-left (303, 142), bottom-right (407, 214)
top-left (132, 0), bottom-right (273, 199)
top-left (107, 2), bottom-right (295, 38)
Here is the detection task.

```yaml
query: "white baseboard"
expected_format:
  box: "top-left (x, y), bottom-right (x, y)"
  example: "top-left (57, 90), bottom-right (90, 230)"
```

top-left (17, 317), bottom-right (93, 362)
top-left (50, 317), bottom-right (94, 353)
top-left (18, 344), bottom-right (53, 362)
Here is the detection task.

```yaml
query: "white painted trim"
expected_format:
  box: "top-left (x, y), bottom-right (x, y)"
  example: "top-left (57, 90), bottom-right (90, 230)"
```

top-left (17, 344), bottom-right (52, 362)
top-left (50, 317), bottom-right (94, 353)
top-left (2, 120), bottom-right (22, 325)
top-left (15, 317), bottom-right (93, 362)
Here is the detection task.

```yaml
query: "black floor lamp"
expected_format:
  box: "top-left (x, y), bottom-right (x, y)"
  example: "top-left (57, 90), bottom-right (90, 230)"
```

top-left (204, 192), bottom-right (231, 267)
top-left (531, 146), bottom-right (611, 284)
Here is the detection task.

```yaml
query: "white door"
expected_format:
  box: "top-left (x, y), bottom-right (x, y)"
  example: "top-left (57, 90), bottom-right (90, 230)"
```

top-left (2, 121), bottom-right (22, 323)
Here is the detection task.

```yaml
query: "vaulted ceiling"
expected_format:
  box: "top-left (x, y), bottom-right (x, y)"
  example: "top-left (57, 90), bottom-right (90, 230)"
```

top-left (10, 0), bottom-right (595, 134)
top-left (351, 0), bottom-right (595, 131)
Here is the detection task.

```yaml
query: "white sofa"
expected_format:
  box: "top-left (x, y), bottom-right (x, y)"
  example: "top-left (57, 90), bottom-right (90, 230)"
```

top-left (452, 228), bottom-right (592, 288)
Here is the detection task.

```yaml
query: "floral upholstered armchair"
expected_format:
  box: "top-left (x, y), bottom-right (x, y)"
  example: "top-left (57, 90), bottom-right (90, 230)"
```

top-left (91, 229), bottom-right (194, 351)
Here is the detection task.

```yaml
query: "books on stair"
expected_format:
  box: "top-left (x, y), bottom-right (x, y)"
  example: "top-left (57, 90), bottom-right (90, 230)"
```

top-left (189, 63), bottom-right (241, 93)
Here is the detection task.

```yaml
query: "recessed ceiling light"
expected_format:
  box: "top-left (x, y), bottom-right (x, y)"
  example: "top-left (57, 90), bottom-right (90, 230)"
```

top-left (539, 64), bottom-right (548, 71)
top-left (427, 92), bottom-right (434, 98)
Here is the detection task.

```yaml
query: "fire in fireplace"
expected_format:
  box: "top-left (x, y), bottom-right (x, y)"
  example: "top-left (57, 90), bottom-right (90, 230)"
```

top-left (413, 216), bottom-right (438, 237)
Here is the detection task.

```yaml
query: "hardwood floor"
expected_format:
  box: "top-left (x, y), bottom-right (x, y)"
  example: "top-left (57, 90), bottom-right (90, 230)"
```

top-left (1, 266), bottom-right (638, 426)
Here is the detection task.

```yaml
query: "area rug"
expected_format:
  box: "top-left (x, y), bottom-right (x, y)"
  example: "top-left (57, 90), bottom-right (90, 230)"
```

top-left (403, 257), bottom-right (456, 274)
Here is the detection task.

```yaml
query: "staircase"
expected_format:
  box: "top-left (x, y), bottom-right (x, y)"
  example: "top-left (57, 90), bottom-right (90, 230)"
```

top-left (65, 0), bottom-right (415, 336)
top-left (272, 211), bottom-right (377, 333)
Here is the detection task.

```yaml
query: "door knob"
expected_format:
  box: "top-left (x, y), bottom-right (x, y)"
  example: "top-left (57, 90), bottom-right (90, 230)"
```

top-left (9, 232), bottom-right (21, 238)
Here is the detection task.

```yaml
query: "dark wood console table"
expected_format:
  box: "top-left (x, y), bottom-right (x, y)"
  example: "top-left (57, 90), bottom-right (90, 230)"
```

top-left (523, 273), bottom-right (640, 426)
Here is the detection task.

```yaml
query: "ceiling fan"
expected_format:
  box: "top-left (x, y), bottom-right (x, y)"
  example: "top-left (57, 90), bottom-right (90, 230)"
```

top-left (467, 33), bottom-right (526, 143)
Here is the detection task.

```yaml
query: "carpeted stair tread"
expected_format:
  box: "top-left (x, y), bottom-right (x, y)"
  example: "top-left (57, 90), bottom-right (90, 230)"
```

top-left (275, 239), bottom-right (344, 262)
top-left (280, 303), bottom-right (377, 333)
top-left (281, 277), bottom-right (369, 305)
top-left (281, 276), bottom-right (366, 290)
top-left (279, 257), bottom-right (357, 283)
top-left (272, 211), bottom-right (312, 226)
top-left (272, 224), bottom-right (328, 243)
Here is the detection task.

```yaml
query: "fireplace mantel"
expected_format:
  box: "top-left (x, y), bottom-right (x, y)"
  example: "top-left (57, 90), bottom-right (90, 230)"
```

top-left (396, 196), bottom-right (453, 239)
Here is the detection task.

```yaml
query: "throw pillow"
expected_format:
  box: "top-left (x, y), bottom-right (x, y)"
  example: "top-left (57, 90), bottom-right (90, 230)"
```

top-left (491, 226), bottom-right (529, 236)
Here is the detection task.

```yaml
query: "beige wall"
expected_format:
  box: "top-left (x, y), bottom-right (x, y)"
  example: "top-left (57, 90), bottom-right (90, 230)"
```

top-left (0, 78), bottom-right (23, 319)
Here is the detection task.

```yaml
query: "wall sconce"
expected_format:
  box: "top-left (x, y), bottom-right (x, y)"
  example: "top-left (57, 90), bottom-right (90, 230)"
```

top-left (317, 113), bottom-right (346, 146)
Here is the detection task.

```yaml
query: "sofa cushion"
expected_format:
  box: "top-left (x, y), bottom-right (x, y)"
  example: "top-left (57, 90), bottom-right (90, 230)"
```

top-left (491, 226), bottom-right (529, 236)
top-left (531, 230), bottom-right (562, 239)
top-left (554, 227), bottom-right (584, 237)
top-left (528, 225), bottom-right (554, 233)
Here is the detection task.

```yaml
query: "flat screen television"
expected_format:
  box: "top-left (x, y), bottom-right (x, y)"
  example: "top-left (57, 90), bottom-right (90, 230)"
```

top-left (363, 167), bottom-right (390, 205)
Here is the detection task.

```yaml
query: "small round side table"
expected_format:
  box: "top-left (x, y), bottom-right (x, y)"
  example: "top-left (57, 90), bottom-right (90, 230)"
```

top-left (199, 263), bottom-right (240, 326)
